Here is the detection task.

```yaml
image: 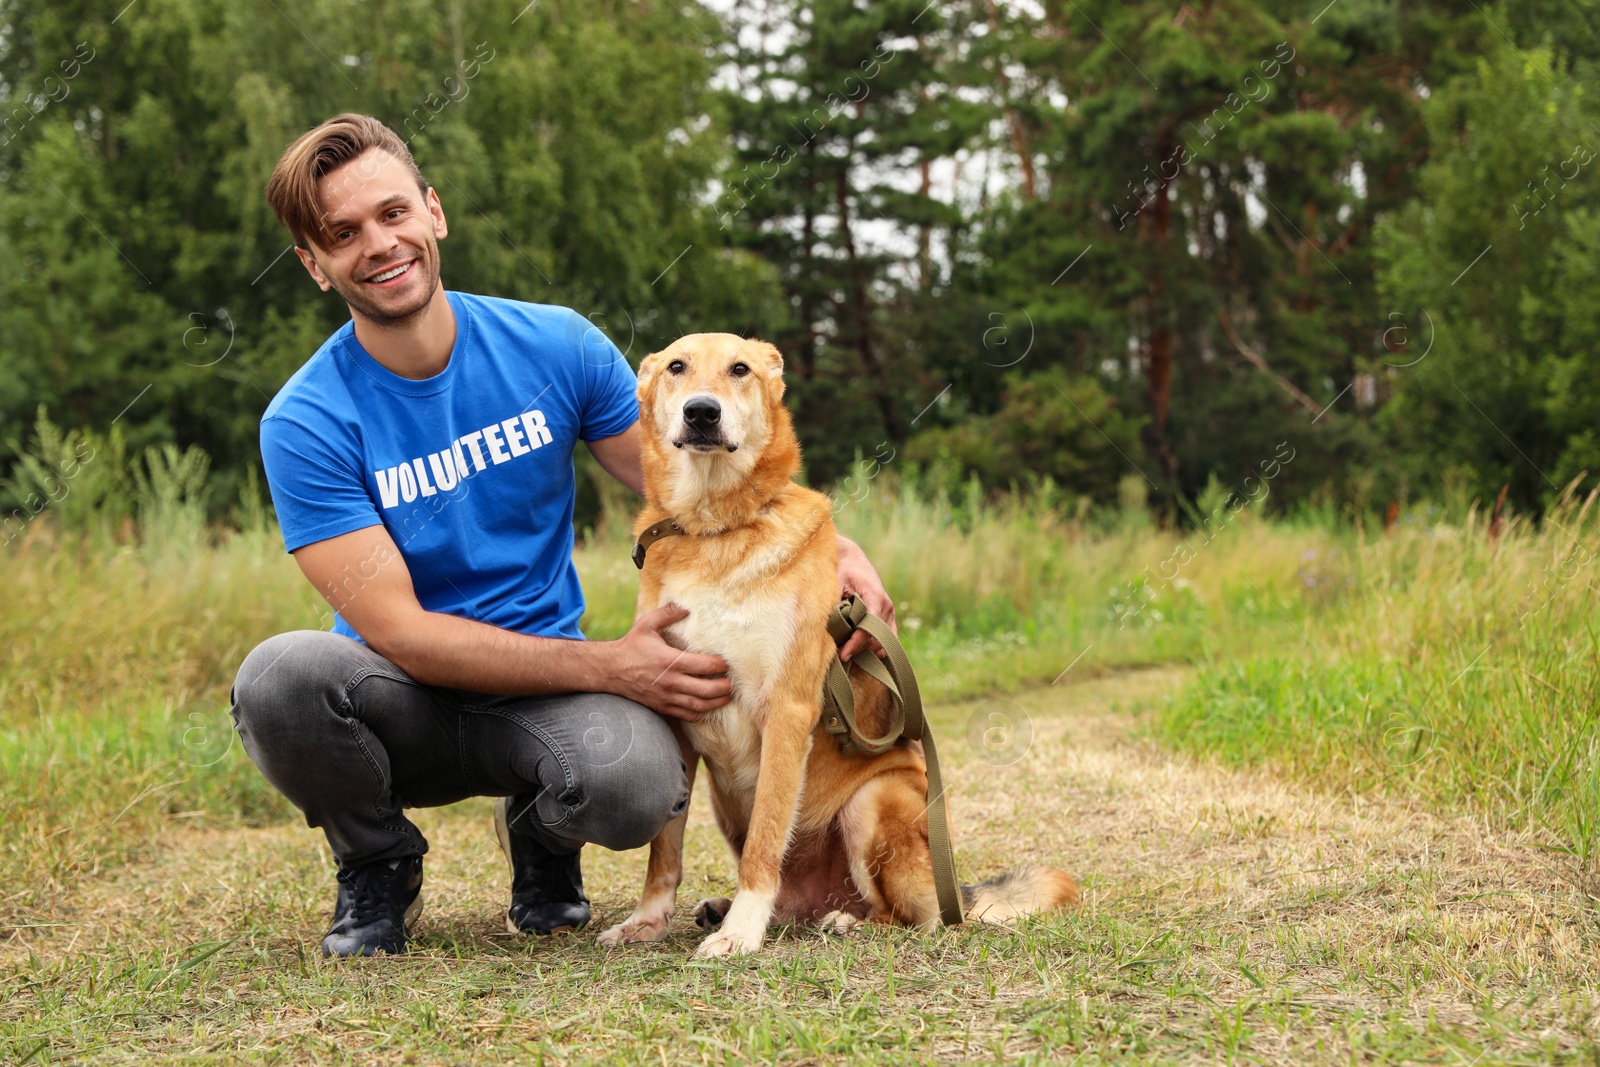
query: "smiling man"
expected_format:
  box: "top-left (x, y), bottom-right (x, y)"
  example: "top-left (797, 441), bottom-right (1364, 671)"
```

top-left (233, 113), bottom-right (895, 958)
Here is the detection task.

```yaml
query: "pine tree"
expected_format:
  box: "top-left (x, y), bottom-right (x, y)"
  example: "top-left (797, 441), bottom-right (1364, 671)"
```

top-left (930, 0), bottom-right (1486, 510)
top-left (719, 0), bottom-right (976, 481)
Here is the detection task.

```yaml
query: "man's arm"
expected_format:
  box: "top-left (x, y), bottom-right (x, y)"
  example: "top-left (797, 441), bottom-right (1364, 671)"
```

top-left (834, 533), bottom-right (896, 661)
top-left (293, 526), bottom-right (730, 721)
top-left (586, 423), bottom-right (644, 497)
top-left (588, 420), bottom-right (896, 660)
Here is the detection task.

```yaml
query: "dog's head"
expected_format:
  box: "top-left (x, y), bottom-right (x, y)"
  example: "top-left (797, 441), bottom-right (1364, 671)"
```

top-left (636, 333), bottom-right (800, 521)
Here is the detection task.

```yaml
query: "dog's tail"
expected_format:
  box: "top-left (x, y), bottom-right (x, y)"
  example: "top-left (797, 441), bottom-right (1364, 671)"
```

top-left (960, 867), bottom-right (1079, 923)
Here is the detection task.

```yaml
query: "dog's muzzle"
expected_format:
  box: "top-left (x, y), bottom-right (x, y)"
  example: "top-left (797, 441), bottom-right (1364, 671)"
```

top-left (673, 395), bottom-right (738, 452)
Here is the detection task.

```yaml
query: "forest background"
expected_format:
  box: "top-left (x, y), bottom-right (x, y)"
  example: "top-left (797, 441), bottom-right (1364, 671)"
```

top-left (5, 0), bottom-right (1595, 526)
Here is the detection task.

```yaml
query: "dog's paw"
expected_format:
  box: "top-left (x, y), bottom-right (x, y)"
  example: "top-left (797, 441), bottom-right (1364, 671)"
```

top-left (596, 911), bottom-right (671, 947)
top-left (818, 910), bottom-right (864, 936)
top-left (693, 895), bottom-right (768, 957)
top-left (694, 925), bottom-right (762, 958)
top-left (693, 897), bottom-right (733, 930)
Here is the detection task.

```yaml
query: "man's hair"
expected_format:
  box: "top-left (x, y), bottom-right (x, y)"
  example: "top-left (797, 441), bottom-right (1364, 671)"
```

top-left (265, 113), bottom-right (429, 250)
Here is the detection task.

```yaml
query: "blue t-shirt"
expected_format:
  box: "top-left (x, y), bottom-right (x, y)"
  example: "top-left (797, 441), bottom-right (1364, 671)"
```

top-left (259, 291), bottom-right (638, 641)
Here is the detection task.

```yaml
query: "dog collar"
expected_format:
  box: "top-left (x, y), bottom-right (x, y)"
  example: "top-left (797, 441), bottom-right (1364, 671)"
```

top-left (631, 519), bottom-right (684, 569)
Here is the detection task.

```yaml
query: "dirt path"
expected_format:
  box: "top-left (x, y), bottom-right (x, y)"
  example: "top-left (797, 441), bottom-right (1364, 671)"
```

top-left (4, 667), bottom-right (1597, 1064)
top-left (954, 668), bottom-right (1599, 1061)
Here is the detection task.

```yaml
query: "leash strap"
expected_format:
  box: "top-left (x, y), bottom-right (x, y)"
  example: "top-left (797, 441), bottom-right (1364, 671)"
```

top-left (824, 596), bottom-right (963, 926)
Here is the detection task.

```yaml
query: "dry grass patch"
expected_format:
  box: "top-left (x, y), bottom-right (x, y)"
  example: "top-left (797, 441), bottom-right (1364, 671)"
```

top-left (1049, 704), bottom-right (1597, 1051)
top-left (4, 669), bottom-right (1598, 1064)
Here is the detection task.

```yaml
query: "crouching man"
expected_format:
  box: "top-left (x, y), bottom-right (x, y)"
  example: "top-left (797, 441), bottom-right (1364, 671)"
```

top-left (233, 114), bottom-right (893, 957)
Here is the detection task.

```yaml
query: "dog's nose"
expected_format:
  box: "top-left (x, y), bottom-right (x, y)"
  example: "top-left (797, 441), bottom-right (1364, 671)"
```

top-left (683, 396), bottom-right (721, 430)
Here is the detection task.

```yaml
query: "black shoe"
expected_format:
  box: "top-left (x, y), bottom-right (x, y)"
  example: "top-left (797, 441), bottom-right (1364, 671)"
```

top-left (321, 855), bottom-right (424, 958)
top-left (493, 797), bottom-right (590, 935)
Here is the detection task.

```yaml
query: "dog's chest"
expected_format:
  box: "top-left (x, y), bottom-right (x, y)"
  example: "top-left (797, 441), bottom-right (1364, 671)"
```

top-left (661, 574), bottom-right (798, 790)
top-left (659, 574), bottom-right (798, 701)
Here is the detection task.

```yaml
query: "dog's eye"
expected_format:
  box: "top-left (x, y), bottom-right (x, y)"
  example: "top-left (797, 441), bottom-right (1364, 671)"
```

top-left (667, 360), bottom-right (686, 375)
top-left (730, 362), bottom-right (750, 377)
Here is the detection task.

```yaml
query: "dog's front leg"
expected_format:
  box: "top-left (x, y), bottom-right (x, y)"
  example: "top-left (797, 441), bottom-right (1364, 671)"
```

top-left (598, 722), bottom-right (700, 946)
top-left (695, 705), bottom-right (814, 958)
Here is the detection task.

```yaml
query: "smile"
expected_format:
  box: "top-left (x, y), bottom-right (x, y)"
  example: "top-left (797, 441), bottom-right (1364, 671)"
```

top-left (367, 260), bottom-right (414, 284)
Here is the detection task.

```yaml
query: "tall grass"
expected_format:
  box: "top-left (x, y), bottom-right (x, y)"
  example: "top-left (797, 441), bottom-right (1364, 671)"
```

top-left (1159, 483), bottom-right (1600, 861)
top-left (1, 524), bottom-right (315, 917)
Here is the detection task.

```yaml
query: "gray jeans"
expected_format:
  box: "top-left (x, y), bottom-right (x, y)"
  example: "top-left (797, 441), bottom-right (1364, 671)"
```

top-left (230, 630), bottom-right (688, 870)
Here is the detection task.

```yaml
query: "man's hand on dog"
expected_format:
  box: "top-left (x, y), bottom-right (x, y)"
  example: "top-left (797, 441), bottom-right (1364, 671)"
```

top-left (836, 534), bottom-right (896, 662)
top-left (612, 603), bottom-right (732, 722)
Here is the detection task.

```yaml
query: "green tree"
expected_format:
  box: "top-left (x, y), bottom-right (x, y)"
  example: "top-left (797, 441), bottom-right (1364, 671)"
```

top-left (903, 367), bottom-right (1145, 502)
top-left (718, 0), bottom-right (980, 482)
top-left (913, 0), bottom-right (1486, 512)
top-left (0, 0), bottom-right (778, 510)
top-left (1375, 37), bottom-right (1600, 510)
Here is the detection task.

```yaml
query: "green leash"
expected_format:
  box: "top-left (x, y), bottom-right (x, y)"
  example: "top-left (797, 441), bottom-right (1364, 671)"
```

top-left (632, 528), bottom-right (964, 926)
top-left (822, 595), bottom-right (963, 927)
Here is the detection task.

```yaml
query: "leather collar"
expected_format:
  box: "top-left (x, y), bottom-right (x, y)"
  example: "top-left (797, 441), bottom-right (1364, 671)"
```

top-left (630, 518), bottom-right (684, 569)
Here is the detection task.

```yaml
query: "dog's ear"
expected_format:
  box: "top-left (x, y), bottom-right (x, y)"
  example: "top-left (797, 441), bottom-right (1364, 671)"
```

top-left (636, 349), bottom-right (667, 412)
top-left (752, 340), bottom-right (785, 403)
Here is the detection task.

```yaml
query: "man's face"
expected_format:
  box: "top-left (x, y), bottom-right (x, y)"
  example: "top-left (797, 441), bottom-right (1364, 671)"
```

top-left (294, 148), bottom-right (447, 326)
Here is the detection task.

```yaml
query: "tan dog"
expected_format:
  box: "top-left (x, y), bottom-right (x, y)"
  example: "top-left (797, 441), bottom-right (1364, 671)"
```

top-left (597, 333), bottom-right (1078, 958)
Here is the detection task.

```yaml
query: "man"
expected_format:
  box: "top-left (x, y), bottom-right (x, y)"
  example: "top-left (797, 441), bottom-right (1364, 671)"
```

top-left (233, 114), bottom-right (894, 958)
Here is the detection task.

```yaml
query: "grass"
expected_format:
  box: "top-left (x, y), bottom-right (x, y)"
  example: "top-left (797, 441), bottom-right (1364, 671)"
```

top-left (3, 468), bottom-right (1600, 1062)
top-left (4, 675), bottom-right (1597, 1064)
top-left (1159, 484), bottom-right (1600, 864)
